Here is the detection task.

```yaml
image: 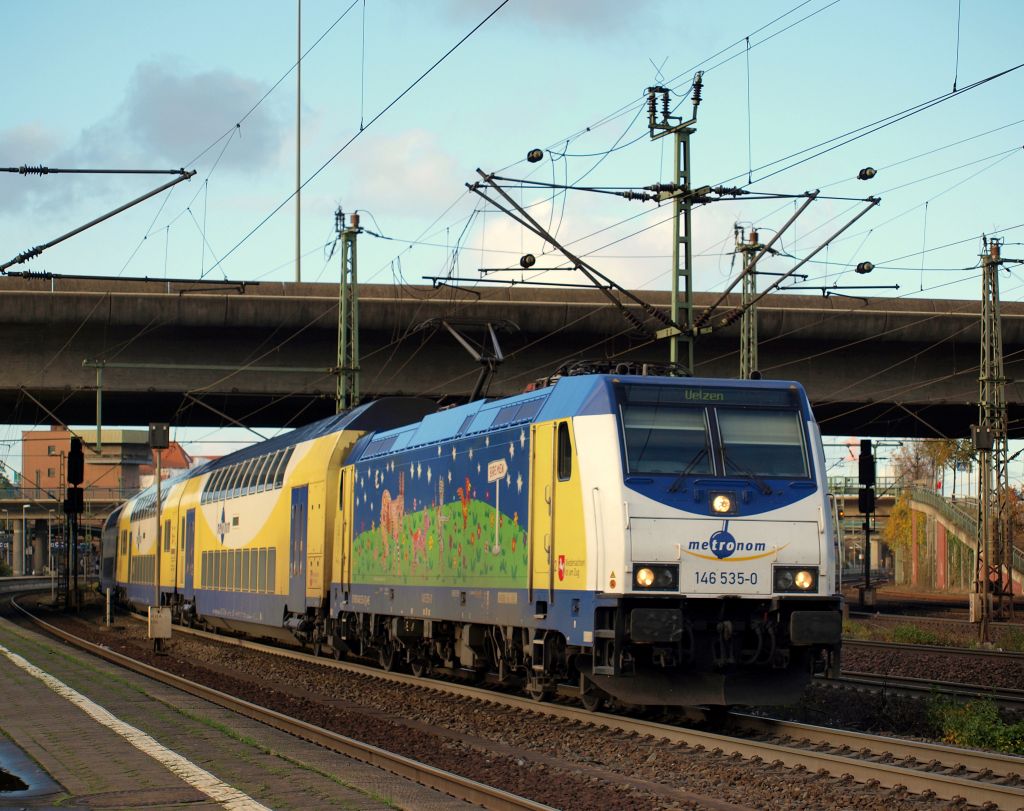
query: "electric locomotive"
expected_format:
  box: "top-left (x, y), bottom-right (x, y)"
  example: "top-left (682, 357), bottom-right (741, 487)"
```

top-left (102, 372), bottom-right (841, 708)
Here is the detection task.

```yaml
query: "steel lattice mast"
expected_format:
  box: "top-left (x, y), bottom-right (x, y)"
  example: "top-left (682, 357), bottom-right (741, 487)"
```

top-left (975, 237), bottom-right (1010, 640)
top-left (738, 228), bottom-right (762, 380)
top-left (336, 209), bottom-right (361, 413)
top-left (647, 75), bottom-right (702, 375)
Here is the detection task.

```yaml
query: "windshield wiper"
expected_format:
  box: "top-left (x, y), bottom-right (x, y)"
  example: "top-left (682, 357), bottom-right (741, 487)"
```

top-left (723, 455), bottom-right (772, 495)
top-left (668, 447), bottom-right (708, 492)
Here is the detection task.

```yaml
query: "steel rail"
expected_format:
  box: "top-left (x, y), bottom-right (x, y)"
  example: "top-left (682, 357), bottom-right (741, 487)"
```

top-left (135, 619), bottom-right (1024, 809)
top-left (15, 601), bottom-right (555, 811)
top-left (731, 712), bottom-right (1024, 778)
top-left (829, 671), bottom-right (1024, 709)
top-left (844, 637), bottom-right (1024, 661)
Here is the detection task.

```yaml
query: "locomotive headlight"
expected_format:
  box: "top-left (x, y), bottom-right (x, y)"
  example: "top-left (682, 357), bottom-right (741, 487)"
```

top-left (794, 570), bottom-right (815, 590)
top-left (773, 565), bottom-right (818, 593)
top-left (711, 494), bottom-right (732, 513)
top-left (635, 567), bottom-right (656, 588)
top-left (633, 564), bottom-right (679, 591)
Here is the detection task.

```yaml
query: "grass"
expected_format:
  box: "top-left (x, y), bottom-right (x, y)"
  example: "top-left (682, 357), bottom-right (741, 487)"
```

top-left (843, 618), bottom-right (1024, 651)
top-left (927, 696), bottom-right (1024, 755)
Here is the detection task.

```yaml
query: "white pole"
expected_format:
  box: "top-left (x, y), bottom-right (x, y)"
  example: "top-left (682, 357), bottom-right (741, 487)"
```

top-left (295, 0), bottom-right (302, 284)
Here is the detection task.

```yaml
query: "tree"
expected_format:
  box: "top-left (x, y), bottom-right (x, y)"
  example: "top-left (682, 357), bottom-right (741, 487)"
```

top-left (883, 491), bottom-right (913, 550)
top-left (891, 441), bottom-right (935, 485)
top-left (891, 438), bottom-right (975, 494)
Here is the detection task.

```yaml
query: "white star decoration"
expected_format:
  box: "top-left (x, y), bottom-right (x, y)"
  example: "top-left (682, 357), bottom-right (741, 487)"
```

top-left (485, 436), bottom-right (490, 447)
top-left (451, 446), bottom-right (457, 461)
top-left (469, 448), bottom-right (474, 460)
top-left (516, 472), bottom-right (523, 494)
top-left (519, 428), bottom-right (526, 448)
top-left (427, 466), bottom-right (432, 484)
top-left (477, 463), bottom-right (481, 474)
top-left (417, 462), bottom-right (422, 479)
top-left (508, 442), bottom-right (515, 458)
top-left (438, 446), bottom-right (442, 456)
top-left (447, 470), bottom-right (452, 482)
top-left (505, 473), bottom-right (511, 487)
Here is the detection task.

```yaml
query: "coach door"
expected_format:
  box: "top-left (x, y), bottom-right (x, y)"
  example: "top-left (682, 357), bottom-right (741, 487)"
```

top-left (289, 485), bottom-right (308, 609)
top-left (532, 423), bottom-right (557, 606)
top-left (183, 509), bottom-right (196, 597)
top-left (337, 469), bottom-right (354, 597)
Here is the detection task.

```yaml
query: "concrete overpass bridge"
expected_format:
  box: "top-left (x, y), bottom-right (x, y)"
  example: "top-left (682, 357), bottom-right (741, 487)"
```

top-left (2, 277), bottom-right (1022, 438)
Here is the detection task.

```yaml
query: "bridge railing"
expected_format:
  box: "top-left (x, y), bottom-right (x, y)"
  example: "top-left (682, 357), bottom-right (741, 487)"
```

top-left (0, 487), bottom-right (138, 504)
top-left (828, 476), bottom-right (900, 496)
top-left (906, 485), bottom-right (978, 538)
top-left (905, 485), bottom-right (1024, 580)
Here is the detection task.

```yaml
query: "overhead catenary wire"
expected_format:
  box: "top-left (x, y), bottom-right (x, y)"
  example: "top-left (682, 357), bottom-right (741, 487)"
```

top-left (202, 0), bottom-right (509, 280)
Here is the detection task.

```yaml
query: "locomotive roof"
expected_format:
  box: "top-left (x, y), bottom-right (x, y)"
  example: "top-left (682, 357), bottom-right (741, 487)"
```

top-left (349, 374), bottom-right (809, 462)
top-left (191, 396), bottom-right (437, 476)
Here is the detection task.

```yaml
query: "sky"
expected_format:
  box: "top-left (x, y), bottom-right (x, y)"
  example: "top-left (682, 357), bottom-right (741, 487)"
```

top-left (3, 0), bottom-right (1024, 478)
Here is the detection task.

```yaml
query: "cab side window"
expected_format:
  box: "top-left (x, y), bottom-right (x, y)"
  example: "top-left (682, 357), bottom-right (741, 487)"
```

top-left (557, 422), bottom-right (572, 481)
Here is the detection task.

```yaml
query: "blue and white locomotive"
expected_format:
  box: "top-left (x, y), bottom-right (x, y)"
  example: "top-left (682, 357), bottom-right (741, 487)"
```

top-left (102, 371), bottom-right (842, 708)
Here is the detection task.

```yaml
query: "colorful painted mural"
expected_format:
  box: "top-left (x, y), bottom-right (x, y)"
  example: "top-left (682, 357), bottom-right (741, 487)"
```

top-left (351, 427), bottom-right (531, 587)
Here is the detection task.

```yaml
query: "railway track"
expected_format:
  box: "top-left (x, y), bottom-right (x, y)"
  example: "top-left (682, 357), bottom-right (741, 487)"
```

top-left (40, 605), bottom-right (1024, 810)
top-left (845, 638), bottom-right (1024, 661)
top-left (12, 598), bottom-right (555, 811)
top-left (836, 638), bottom-right (1024, 710)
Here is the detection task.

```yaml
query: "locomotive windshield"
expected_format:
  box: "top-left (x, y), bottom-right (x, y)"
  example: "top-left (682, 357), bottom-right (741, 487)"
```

top-left (618, 384), bottom-right (810, 479)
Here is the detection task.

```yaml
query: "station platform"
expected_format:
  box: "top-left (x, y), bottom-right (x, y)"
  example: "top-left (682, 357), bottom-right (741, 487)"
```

top-left (0, 613), bottom-right (470, 810)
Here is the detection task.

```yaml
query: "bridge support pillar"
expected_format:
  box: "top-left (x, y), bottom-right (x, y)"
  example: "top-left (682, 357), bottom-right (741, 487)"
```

top-left (12, 521), bottom-right (23, 576)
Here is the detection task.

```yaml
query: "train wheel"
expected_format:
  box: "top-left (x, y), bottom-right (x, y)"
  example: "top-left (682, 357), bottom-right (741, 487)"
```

top-left (579, 677), bottom-right (606, 712)
top-left (332, 644), bottom-right (344, 661)
top-left (312, 639), bottom-right (323, 658)
top-left (410, 659), bottom-right (427, 678)
top-left (526, 677), bottom-right (552, 702)
top-left (378, 644), bottom-right (396, 672)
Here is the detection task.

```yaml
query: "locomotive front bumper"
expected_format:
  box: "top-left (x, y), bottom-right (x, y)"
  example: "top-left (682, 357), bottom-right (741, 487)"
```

top-left (591, 669), bottom-right (812, 706)
top-left (789, 609), bottom-right (842, 645)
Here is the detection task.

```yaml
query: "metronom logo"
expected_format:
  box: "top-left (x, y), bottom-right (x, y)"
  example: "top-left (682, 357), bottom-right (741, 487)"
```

top-left (685, 521), bottom-right (778, 562)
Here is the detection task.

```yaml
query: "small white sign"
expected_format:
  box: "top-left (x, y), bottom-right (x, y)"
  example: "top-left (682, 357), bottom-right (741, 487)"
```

top-left (148, 605), bottom-right (172, 639)
top-left (487, 459), bottom-right (508, 483)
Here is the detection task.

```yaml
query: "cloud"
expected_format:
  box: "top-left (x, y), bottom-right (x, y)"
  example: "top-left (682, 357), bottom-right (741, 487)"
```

top-left (0, 124), bottom-right (65, 213)
top-left (119, 62), bottom-right (287, 171)
top-left (342, 128), bottom-right (461, 216)
top-left (440, 0), bottom-right (654, 34)
top-left (0, 62), bottom-right (287, 219)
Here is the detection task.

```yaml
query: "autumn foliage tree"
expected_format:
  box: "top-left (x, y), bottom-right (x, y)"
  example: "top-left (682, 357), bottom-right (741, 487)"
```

top-left (882, 490), bottom-right (916, 550)
top-left (890, 438), bottom-right (974, 494)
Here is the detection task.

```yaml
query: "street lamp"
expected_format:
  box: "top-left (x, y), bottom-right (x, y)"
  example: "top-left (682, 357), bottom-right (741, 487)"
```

top-left (22, 504), bottom-right (29, 576)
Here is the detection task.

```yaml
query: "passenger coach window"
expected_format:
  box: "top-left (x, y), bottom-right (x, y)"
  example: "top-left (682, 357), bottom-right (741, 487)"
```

top-left (557, 422), bottom-right (572, 480)
top-left (717, 409), bottom-right (809, 478)
top-left (622, 405), bottom-right (711, 475)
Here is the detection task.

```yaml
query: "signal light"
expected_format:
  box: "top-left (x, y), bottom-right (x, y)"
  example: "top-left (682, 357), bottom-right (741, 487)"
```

top-left (858, 439), bottom-right (875, 487)
top-left (857, 167), bottom-right (877, 180)
top-left (838, 508), bottom-right (845, 519)
top-left (64, 487), bottom-right (83, 515)
top-left (527, 148), bottom-right (544, 163)
top-left (855, 261), bottom-right (874, 274)
top-left (67, 437), bottom-right (84, 486)
top-left (858, 487), bottom-right (875, 514)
